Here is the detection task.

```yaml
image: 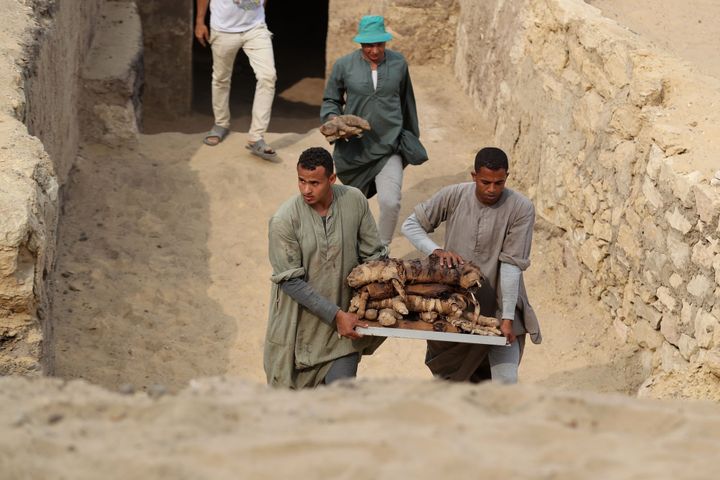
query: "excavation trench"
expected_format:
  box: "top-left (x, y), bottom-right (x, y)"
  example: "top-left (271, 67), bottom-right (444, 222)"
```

top-left (47, 1), bottom-right (646, 395)
top-left (4, 0), bottom-right (720, 399)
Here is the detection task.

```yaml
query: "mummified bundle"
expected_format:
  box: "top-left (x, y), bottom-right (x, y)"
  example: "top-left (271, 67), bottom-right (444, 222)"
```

top-left (403, 256), bottom-right (484, 289)
top-left (347, 256), bottom-right (497, 334)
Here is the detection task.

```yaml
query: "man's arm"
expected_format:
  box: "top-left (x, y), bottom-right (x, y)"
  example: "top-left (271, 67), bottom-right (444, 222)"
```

top-left (401, 213), bottom-right (440, 256)
top-left (320, 61), bottom-right (346, 123)
top-left (279, 278), bottom-right (339, 326)
top-left (401, 212), bottom-right (464, 267)
top-left (195, 0), bottom-right (210, 46)
top-left (499, 262), bottom-right (521, 343)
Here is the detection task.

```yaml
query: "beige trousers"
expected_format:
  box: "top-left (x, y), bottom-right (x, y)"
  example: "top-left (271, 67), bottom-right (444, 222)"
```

top-left (210, 24), bottom-right (276, 141)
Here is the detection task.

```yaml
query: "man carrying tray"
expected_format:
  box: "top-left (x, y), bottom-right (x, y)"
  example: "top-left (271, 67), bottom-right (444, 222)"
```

top-left (264, 147), bottom-right (387, 388)
top-left (401, 147), bottom-right (541, 384)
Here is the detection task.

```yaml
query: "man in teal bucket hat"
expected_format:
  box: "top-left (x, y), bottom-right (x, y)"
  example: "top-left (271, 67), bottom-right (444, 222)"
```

top-left (353, 15), bottom-right (393, 43)
top-left (321, 15), bottom-right (428, 249)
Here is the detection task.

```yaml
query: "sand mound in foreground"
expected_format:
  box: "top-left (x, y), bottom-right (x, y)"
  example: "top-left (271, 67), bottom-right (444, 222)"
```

top-left (2, 375), bottom-right (720, 479)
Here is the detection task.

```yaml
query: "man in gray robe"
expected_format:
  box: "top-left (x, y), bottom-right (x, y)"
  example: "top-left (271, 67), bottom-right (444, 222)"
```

top-left (320, 15), bottom-right (427, 247)
top-left (401, 147), bottom-right (541, 383)
top-left (264, 147), bottom-right (386, 388)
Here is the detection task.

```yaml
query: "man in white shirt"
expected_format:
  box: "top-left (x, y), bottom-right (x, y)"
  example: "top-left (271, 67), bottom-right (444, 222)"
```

top-left (195, 0), bottom-right (277, 160)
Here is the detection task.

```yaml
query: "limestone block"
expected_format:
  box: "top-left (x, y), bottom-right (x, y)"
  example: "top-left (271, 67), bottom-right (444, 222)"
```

top-left (703, 348), bottom-right (720, 379)
top-left (691, 238), bottom-right (719, 270)
top-left (573, 90), bottom-right (604, 134)
top-left (616, 224), bottom-right (639, 257)
top-left (641, 216), bottom-right (665, 251)
top-left (632, 319), bottom-right (664, 350)
top-left (603, 49), bottom-right (631, 89)
top-left (665, 207), bottom-right (693, 235)
top-left (671, 171), bottom-right (702, 208)
top-left (578, 237), bottom-right (608, 273)
top-left (666, 233), bottom-right (690, 269)
top-left (687, 275), bottom-right (713, 300)
top-left (635, 300), bottom-right (662, 329)
top-left (680, 301), bottom-right (697, 336)
top-left (642, 177), bottom-right (663, 212)
top-left (621, 280), bottom-right (637, 321)
top-left (645, 144), bottom-right (664, 181)
top-left (613, 141), bottom-right (637, 197)
top-left (659, 341), bottom-right (688, 373)
top-left (678, 334), bottom-right (699, 361)
top-left (660, 313), bottom-right (680, 346)
top-left (629, 74), bottom-right (664, 108)
top-left (609, 105), bottom-right (641, 140)
top-left (644, 251), bottom-right (667, 279)
top-left (591, 220), bottom-right (612, 242)
top-left (694, 183), bottom-right (720, 224)
top-left (601, 288), bottom-right (620, 310)
top-left (656, 286), bottom-right (677, 312)
top-left (613, 318), bottom-right (629, 342)
top-left (580, 59), bottom-right (614, 99)
top-left (695, 309), bottom-right (718, 349)
top-left (654, 125), bottom-right (688, 157)
top-left (669, 273), bottom-right (683, 289)
top-left (610, 253), bottom-right (631, 280)
top-left (582, 184), bottom-right (599, 214)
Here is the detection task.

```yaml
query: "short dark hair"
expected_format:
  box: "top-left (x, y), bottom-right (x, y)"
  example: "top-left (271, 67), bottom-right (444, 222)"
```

top-left (298, 147), bottom-right (334, 177)
top-left (474, 147), bottom-right (509, 172)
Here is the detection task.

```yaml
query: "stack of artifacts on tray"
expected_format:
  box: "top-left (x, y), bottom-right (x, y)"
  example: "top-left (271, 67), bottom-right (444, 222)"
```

top-left (346, 255), bottom-right (502, 336)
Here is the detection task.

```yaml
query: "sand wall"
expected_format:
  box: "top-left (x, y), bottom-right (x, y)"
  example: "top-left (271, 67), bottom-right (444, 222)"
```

top-left (453, 0), bottom-right (720, 377)
top-left (0, 0), bottom-right (142, 374)
top-left (0, 0), bottom-right (100, 374)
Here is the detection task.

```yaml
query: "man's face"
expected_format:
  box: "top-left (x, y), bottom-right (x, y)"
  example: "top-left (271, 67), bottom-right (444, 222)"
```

top-left (298, 165), bottom-right (336, 207)
top-left (361, 42), bottom-right (386, 64)
top-left (471, 167), bottom-right (508, 206)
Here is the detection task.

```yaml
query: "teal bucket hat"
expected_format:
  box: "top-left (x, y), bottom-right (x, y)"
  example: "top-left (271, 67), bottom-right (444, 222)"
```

top-left (353, 15), bottom-right (393, 43)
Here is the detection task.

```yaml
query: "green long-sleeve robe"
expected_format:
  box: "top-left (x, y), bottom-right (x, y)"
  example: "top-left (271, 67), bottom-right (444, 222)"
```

top-left (264, 185), bottom-right (387, 388)
top-left (321, 49), bottom-right (427, 197)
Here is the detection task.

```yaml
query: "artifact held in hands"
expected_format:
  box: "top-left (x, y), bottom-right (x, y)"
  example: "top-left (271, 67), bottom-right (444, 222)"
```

top-left (346, 256), bottom-right (500, 336)
top-left (320, 115), bottom-right (371, 143)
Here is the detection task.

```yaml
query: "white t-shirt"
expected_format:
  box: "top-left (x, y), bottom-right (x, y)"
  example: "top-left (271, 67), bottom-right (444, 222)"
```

top-left (210, 0), bottom-right (266, 33)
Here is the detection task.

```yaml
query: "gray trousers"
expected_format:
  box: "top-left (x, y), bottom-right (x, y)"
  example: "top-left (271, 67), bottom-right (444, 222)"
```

top-left (374, 154), bottom-right (404, 246)
top-left (324, 353), bottom-right (360, 384)
top-left (488, 340), bottom-right (521, 384)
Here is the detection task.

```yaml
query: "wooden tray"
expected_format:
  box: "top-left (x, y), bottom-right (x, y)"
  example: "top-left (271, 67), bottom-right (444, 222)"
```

top-left (356, 319), bottom-right (508, 346)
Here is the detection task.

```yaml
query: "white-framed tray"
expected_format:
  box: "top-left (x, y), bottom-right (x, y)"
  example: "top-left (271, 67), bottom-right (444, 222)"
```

top-left (355, 320), bottom-right (508, 346)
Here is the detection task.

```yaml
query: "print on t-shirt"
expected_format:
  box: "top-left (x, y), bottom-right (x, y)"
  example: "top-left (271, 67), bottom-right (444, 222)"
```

top-left (234, 0), bottom-right (262, 10)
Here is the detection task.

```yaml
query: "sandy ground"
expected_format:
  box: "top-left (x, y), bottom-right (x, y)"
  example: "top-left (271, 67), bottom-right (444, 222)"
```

top-left (3, 1), bottom-right (720, 477)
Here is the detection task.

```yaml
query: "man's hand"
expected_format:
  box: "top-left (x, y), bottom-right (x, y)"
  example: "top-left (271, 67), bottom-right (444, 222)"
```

top-left (431, 249), bottom-right (465, 268)
top-left (336, 310), bottom-right (367, 339)
top-left (195, 23), bottom-right (210, 47)
top-left (500, 319), bottom-right (516, 344)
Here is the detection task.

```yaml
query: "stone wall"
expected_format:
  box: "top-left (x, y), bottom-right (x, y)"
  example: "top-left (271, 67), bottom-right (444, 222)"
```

top-left (326, 0), bottom-right (459, 72)
top-left (454, 0), bottom-right (720, 377)
top-left (0, 0), bottom-right (142, 374)
top-left (0, 0), bottom-right (101, 374)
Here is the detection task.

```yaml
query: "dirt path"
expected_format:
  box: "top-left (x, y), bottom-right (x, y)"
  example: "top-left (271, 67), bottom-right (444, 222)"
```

top-left (52, 63), bottom-right (636, 394)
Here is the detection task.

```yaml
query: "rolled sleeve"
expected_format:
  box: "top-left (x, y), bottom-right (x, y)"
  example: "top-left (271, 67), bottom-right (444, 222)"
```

top-left (268, 214), bottom-right (306, 284)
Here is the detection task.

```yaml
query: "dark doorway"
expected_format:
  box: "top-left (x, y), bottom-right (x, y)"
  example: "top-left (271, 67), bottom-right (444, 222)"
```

top-left (145, 1), bottom-right (328, 135)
